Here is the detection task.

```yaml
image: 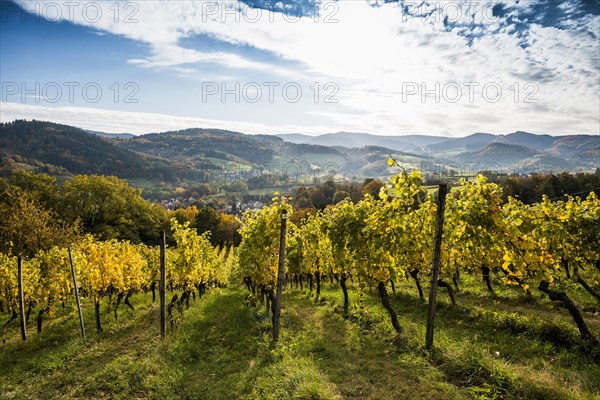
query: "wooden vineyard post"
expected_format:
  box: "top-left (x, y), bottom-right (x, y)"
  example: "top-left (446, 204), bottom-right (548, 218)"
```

top-left (160, 230), bottom-right (167, 339)
top-left (272, 209), bottom-right (288, 344)
top-left (425, 183), bottom-right (448, 351)
top-left (17, 256), bottom-right (27, 341)
top-left (68, 246), bottom-right (86, 339)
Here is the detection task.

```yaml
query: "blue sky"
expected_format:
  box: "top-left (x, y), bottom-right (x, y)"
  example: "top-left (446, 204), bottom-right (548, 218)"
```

top-left (1, 0), bottom-right (598, 136)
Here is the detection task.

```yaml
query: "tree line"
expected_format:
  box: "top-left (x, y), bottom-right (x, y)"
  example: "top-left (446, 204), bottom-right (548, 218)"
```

top-left (0, 170), bottom-right (240, 247)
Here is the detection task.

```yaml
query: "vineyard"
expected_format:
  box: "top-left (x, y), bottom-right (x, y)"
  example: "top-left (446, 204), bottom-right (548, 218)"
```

top-left (238, 169), bottom-right (600, 345)
top-left (1, 168), bottom-right (599, 399)
top-left (0, 219), bottom-right (235, 337)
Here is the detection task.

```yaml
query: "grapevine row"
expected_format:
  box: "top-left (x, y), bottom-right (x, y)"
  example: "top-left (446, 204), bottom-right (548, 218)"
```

top-left (0, 218), bottom-right (237, 335)
top-left (238, 170), bottom-right (600, 343)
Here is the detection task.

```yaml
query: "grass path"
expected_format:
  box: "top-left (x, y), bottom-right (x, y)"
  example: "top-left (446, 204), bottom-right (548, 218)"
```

top-left (1, 282), bottom-right (599, 399)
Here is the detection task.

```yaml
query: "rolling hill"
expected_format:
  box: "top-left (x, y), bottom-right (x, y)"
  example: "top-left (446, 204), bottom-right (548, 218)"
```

top-left (277, 130), bottom-right (598, 175)
top-left (116, 128), bottom-right (436, 180)
top-left (414, 132), bottom-right (497, 155)
top-left (1, 121), bottom-right (597, 187)
top-left (118, 128), bottom-right (277, 166)
top-left (0, 120), bottom-right (184, 180)
top-left (456, 142), bottom-right (541, 166)
top-left (278, 131), bottom-right (598, 173)
top-left (496, 131), bottom-right (557, 150)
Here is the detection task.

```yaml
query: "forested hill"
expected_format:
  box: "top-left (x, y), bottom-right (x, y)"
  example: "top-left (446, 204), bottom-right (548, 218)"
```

top-left (1, 121), bottom-right (597, 185)
top-left (118, 128), bottom-right (410, 178)
top-left (0, 120), bottom-right (184, 180)
top-left (0, 121), bottom-right (436, 181)
top-left (120, 127), bottom-right (278, 165)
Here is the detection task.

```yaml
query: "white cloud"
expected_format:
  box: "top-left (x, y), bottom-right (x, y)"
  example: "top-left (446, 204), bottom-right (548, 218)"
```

top-left (11, 0), bottom-right (600, 135)
top-left (0, 102), bottom-right (338, 135)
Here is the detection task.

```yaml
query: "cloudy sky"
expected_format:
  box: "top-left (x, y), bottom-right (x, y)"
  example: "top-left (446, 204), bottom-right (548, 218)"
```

top-left (0, 0), bottom-right (598, 136)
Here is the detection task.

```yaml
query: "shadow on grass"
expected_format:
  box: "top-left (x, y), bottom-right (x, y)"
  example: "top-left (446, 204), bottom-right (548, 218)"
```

top-left (0, 294), bottom-right (172, 399)
top-left (387, 288), bottom-right (599, 355)
top-left (283, 290), bottom-right (464, 400)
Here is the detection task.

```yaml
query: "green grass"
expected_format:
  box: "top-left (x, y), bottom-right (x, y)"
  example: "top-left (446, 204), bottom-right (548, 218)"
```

top-left (127, 178), bottom-right (161, 189)
top-left (1, 275), bottom-right (599, 399)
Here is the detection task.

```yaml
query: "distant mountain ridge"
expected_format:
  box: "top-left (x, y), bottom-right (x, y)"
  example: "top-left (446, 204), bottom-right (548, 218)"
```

top-left (419, 132), bottom-right (496, 154)
top-left (277, 130), bottom-right (596, 152)
top-left (277, 132), bottom-right (448, 151)
top-left (1, 121), bottom-right (597, 186)
top-left (277, 130), bottom-right (598, 173)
